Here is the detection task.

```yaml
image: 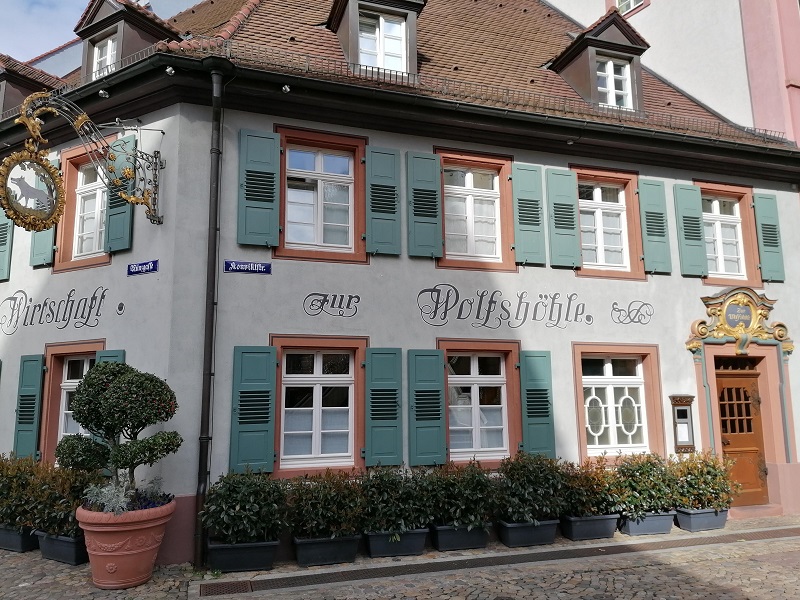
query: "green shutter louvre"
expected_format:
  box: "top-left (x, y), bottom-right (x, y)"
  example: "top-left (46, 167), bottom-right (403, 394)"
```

top-left (230, 346), bottom-right (277, 473)
top-left (364, 348), bottom-right (403, 466)
top-left (13, 354), bottom-right (45, 459)
top-left (673, 184), bottom-right (707, 277)
top-left (519, 351), bottom-right (555, 457)
top-left (106, 135), bottom-right (136, 253)
top-left (512, 163), bottom-right (546, 265)
top-left (96, 350), bottom-right (126, 363)
top-left (546, 168), bottom-right (581, 268)
top-left (753, 193), bottom-right (784, 282)
top-left (406, 152), bottom-right (443, 257)
top-left (0, 210), bottom-right (13, 281)
top-left (366, 147), bottom-right (401, 255)
top-left (407, 349), bottom-right (446, 466)
top-left (238, 130), bottom-right (280, 247)
top-left (638, 179), bottom-right (672, 274)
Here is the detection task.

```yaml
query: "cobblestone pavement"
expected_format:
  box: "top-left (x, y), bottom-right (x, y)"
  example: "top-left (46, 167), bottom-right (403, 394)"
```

top-left (1, 516), bottom-right (798, 600)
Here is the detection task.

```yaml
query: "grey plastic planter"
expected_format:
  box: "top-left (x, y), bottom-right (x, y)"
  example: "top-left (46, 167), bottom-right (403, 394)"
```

top-left (365, 529), bottom-right (427, 557)
top-left (36, 533), bottom-right (88, 565)
top-left (674, 508), bottom-right (729, 532)
top-left (0, 526), bottom-right (39, 552)
top-left (620, 511), bottom-right (676, 535)
top-left (560, 514), bottom-right (618, 541)
top-left (293, 535), bottom-right (360, 567)
top-left (497, 519), bottom-right (559, 547)
top-left (206, 540), bottom-right (279, 572)
top-left (430, 524), bottom-right (489, 551)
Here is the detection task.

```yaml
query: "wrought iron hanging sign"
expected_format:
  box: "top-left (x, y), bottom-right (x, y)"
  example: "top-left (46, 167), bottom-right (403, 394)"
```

top-left (0, 91), bottom-right (164, 232)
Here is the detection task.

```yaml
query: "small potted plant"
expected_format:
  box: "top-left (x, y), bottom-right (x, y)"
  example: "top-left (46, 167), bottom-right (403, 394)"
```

top-left (28, 461), bottom-right (103, 565)
top-left (616, 453), bottom-right (677, 535)
top-left (0, 455), bottom-right (39, 552)
top-left (560, 455), bottom-right (622, 540)
top-left (54, 361), bottom-right (183, 589)
top-left (201, 471), bottom-right (288, 572)
top-left (360, 467), bottom-right (432, 557)
top-left (671, 451), bottom-right (739, 531)
top-left (494, 452), bottom-right (566, 547)
top-left (288, 470), bottom-right (364, 567)
top-left (425, 461), bottom-right (493, 551)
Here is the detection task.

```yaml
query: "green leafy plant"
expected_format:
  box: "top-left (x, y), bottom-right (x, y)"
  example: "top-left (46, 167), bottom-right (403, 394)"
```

top-left (27, 462), bottom-right (103, 537)
top-left (54, 361), bottom-right (183, 513)
top-left (288, 470), bottom-right (364, 539)
top-left (671, 451), bottom-right (739, 511)
top-left (360, 467), bottom-right (432, 537)
top-left (0, 455), bottom-right (38, 533)
top-left (494, 452), bottom-right (566, 524)
top-left (201, 471), bottom-right (288, 544)
top-left (423, 461), bottom-right (493, 531)
top-left (562, 455), bottom-right (622, 517)
top-left (616, 453), bottom-right (677, 520)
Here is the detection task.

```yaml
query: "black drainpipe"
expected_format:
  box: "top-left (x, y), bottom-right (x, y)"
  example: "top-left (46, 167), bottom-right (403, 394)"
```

top-left (195, 57), bottom-right (233, 568)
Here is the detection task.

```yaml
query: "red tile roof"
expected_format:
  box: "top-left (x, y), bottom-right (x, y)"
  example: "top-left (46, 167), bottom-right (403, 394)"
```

top-left (0, 54), bottom-right (65, 89)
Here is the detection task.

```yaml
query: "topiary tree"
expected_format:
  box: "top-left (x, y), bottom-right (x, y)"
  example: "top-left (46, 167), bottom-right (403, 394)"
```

top-left (54, 362), bottom-right (182, 490)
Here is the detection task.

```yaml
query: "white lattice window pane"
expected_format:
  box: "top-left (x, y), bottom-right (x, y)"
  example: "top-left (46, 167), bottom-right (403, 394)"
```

top-left (285, 387), bottom-right (313, 408)
top-left (585, 390), bottom-right (610, 446)
top-left (445, 214), bottom-right (468, 234)
top-left (604, 248), bottom-right (623, 265)
top-left (448, 356), bottom-right (471, 375)
top-left (615, 93), bottom-right (626, 105)
top-left (287, 201), bottom-right (314, 225)
top-left (382, 55), bottom-right (401, 70)
top-left (446, 235), bottom-right (468, 253)
top-left (64, 414), bottom-right (82, 435)
top-left (473, 197), bottom-right (495, 218)
top-left (323, 154), bottom-right (350, 175)
top-left (448, 386), bottom-right (472, 407)
top-left (321, 408), bottom-right (349, 431)
top-left (284, 433), bottom-right (312, 456)
top-left (288, 149), bottom-right (315, 171)
top-left (478, 356), bottom-right (501, 375)
top-left (321, 432), bottom-right (349, 454)
top-left (611, 358), bottom-right (637, 376)
top-left (474, 238), bottom-right (496, 256)
top-left (323, 183), bottom-right (349, 205)
top-left (597, 72), bottom-right (607, 88)
top-left (286, 353), bottom-right (314, 374)
top-left (449, 407), bottom-right (472, 427)
top-left (444, 169), bottom-right (466, 187)
top-left (383, 18), bottom-right (403, 36)
top-left (580, 211), bottom-right (596, 228)
top-left (284, 410), bottom-right (313, 432)
top-left (582, 359), bottom-right (604, 376)
top-left (601, 187), bottom-right (619, 203)
top-left (450, 429), bottom-right (473, 449)
top-left (602, 211), bottom-right (621, 230)
top-left (719, 199), bottom-right (737, 216)
top-left (445, 195), bottom-right (467, 215)
top-left (322, 354), bottom-right (350, 375)
top-left (323, 204), bottom-right (349, 227)
top-left (480, 429), bottom-right (504, 449)
top-left (479, 406), bottom-right (503, 427)
top-left (384, 36), bottom-right (403, 56)
top-left (472, 171), bottom-right (495, 190)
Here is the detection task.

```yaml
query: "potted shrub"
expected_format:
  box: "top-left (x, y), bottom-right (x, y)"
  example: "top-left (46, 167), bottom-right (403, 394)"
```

top-left (494, 452), bottom-right (566, 547)
top-left (671, 451), bottom-right (739, 532)
top-left (201, 471), bottom-right (288, 572)
top-left (288, 470), bottom-right (364, 567)
top-left (560, 455), bottom-right (622, 540)
top-left (616, 453), bottom-right (677, 535)
top-left (0, 455), bottom-right (39, 552)
top-left (425, 461), bottom-right (493, 551)
top-left (28, 461), bottom-right (103, 565)
top-left (54, 361), bottom-right (183, 589)
top-left (360, 467), bottom-right (432, 557)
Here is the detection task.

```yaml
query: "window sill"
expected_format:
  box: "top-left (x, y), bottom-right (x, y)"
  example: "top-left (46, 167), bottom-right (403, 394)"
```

top-left (576, 266), bottom-right (645, 281)
top-left (438, 256), bottom-right (516, 272)
top-left (53, 253), bottom-right (111, 273)
top-left (274, 246), bottom-right (368, 264)
top-left (702, 273), bottom-right (762, 289)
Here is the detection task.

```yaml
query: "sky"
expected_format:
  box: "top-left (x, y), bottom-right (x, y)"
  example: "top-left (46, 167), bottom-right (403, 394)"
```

top-left (1, 0), bottom-right (198, 62)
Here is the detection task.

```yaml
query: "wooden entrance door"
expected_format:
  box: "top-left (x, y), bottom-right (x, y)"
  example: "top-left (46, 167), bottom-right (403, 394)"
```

top-left (716, 371), bottom-right (769, 506)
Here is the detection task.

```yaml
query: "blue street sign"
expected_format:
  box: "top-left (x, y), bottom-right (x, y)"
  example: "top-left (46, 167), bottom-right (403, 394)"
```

top-left (127, 260), bottom-right (159, 276)
top-left (224, 260), bottom-right (272, 274)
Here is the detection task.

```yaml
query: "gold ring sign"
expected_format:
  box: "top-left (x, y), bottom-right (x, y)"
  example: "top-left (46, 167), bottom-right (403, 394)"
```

top-left (0, 148), bottom-right (66, 232)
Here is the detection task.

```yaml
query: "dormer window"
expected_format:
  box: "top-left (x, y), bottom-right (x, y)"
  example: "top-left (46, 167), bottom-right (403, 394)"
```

top-left (358, 11), bottom-right (406, 71)
top-left (596, 58), bottom-right (632, 109)
top-left (617, 0), bottom-right (644, 15)
top-left (92, 36), bottom-right (117, 79)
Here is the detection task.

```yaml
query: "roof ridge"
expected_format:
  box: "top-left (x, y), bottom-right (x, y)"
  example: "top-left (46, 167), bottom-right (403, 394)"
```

top-left (0, 53), bottom-right (65, 89)
top-left (26, 37), bottom-right (81, 64)
top-left (215, 0), bottom-right (262, 40)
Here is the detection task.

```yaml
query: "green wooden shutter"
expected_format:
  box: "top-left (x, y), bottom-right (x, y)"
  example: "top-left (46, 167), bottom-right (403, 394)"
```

top-left (106, 135), bottom-right (136, 253)
top-left (366, 147), bottom-right (401, 255)
top-left (519, 351), bottom-right (555, 457)
top-left (364, 348), bottom-right (403, 466)
top-left (30, 158), bottom-right (57, 267)
top-left (673, 184), bottom-right (707, 277)
top-left (753, 193), bottom-right (785, 282)
top-left (638, 179), bottom-right (672, 274)
top-left (96, 350), bottom-right (126, 363)
top-left (230, 346), bottom-right (276, 473)
top-left (407, 349), bottom-right (445, 466)
top-left (0, 210), bottom-right (13, 281)
top-left (13, 354), bottom-right (45, 459)
top-left (406, 152), bottom-right (442, 257)
top-left (512, 163), bottom-right (546, 265)
top-left (238, 130), bottom-right (280, 247)
top-left (546, 168), bottom-right (581, 268)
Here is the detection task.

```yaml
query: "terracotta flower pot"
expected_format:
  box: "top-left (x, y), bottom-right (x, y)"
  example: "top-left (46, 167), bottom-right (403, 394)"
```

top-left (76, 500), bottom-right (176, 590)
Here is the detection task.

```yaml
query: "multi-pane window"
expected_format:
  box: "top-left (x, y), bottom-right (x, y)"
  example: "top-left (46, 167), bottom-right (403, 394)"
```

top-left (74, 164), bottom-right (107, 258)
top-left (358, 11), bottom-right (405, 71)
top-left (617, 0), bottom-right (644, 14)
top-left (447, 354), bottom-right (508, 460)
top-left (286, 147), bottom-right (354, 252)
top-left (92, 37), bottom-right (117, 80)
top-left (281, 351), bottom-right (354, 467)
top-left (597, 58), bottom-right (632, 108)
top-left (578, 181), bottom-right (628, 269)
top-left (582, 357), bottom-right (647, 455)
top-left (59, 357), bottom-right (95, 441)
top-left (444, 167), bottom-right (501, 261)
top-left (703, 195), bottom-right (745, 278)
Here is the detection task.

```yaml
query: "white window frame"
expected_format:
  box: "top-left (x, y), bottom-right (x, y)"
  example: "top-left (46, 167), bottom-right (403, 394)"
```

top-left (578, 181), bottom-right (629, 270)
top-left (358, 10), bottom-right (406, 72)
top-left (617, 0), bottom-right (644, 14)
top-left (92, 36), bottom-right (117, 80)
top-left (73, 164), bottom-right (107, 259)
top-left (58, 356), bottom-right (95, 442)
top-left (280, 351), bottom-right (355, 469)
top-left (447, 353), bottom-right (509, 461)
top-left (285, 146), bottom-right (355, 253)
top-left (702, 194), bottom-right (746, 279)
top-left (444, 167), bottom-right (502, 262)
top-left (582, 356), bottom-right (648, 456)
top-left (597, 58), bottom-right (632, 109)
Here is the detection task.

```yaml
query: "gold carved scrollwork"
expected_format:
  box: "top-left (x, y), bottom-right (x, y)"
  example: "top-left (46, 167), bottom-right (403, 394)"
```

top-left (0, 148), bottom-right (66, 232)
